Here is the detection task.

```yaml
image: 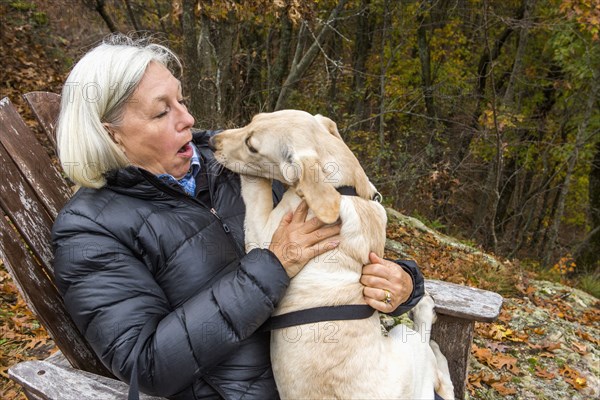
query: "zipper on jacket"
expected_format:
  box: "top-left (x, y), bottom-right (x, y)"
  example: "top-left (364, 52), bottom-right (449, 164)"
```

top-left (139, 161), bottom-right (245, 259)
top-left (210, 207), bottom-right (231, 233)
top-left (141, 169), bottom-right (239, 251)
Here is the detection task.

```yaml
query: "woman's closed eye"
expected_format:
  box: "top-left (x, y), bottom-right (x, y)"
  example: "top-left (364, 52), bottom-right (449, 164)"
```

top-left (155, 108), bottom-right (169, 119)
top-left (154, 98), bottom-right (188, 119)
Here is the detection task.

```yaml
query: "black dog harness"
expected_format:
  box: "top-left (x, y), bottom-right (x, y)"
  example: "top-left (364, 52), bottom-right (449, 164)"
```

top-left (260, 185), bottom-right (382, 331)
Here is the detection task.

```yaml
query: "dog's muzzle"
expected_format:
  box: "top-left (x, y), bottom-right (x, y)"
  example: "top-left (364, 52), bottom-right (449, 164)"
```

top-left (208, 136), bottom-right (217, 152)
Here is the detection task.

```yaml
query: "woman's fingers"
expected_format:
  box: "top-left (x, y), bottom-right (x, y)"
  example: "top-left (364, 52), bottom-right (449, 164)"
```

top-left (360, 253), bottom-right (414, 311)
top-left (269, 201), bottom-right (341, 278)
top-left (291, 200), bottom-right (310, 223)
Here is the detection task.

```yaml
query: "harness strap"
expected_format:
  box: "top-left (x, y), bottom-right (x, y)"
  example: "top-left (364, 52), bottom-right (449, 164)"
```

top-left (258, 186), bottom-right (379, 332)
top-left (259, 305), bottom-right (375, 331)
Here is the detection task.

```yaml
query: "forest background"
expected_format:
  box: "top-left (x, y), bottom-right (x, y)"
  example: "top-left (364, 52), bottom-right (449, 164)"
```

top-left (0, 0), bottom-right (599, 398)
top-left (2, 0), bottom-right (599, 284)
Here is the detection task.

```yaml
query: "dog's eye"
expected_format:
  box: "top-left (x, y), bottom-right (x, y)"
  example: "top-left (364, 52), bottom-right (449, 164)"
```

top-left (245, 136), bottom-right (258, 154)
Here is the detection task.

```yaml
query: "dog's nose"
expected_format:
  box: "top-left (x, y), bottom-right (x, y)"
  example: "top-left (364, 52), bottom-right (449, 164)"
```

top-left (208, 135), bottom-right (218, 152)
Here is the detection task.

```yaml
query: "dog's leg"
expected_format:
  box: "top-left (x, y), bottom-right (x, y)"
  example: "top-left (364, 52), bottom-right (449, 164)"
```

top-left (430, 340), bottom-right (455, 400)
top-left (240, 175), bottom-right (275, 250)
top-left (411, 292), bottom-right (436, 343)
top-left (412, 294), bottom-right (455, 400)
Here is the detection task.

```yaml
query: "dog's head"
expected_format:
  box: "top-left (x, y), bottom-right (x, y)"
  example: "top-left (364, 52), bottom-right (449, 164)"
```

top-left (211, 110), bottom-right (376, 224)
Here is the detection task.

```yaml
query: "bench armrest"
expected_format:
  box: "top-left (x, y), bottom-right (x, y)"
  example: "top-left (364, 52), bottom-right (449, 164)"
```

top-left (425, 279), bottom-right (503, 322)
top-left (9, 360), bottom-right (166, 400)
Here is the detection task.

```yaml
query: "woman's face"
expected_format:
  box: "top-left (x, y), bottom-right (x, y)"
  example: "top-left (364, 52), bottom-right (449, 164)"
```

top-left (112, 62), bottom-right (195, 179)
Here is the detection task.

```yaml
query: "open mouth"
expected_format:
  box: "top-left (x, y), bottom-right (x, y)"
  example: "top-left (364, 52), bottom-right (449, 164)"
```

top-left (177, 142), bottom-right (191, 154)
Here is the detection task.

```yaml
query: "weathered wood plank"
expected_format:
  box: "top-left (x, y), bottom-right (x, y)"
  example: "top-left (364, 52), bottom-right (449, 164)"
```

top-left (0, 143), bottom-right (55, 269)
top-left (432, 314), bottom-right (475, 400)
top-left (22, 92), bottom-right (61, 148)
top-left (0, 97), bottom-right (71, 219)
top-left (22, 389), bottom-right (45, 400)
top-left (44, 351), bottom-right (71, 368)
top-left (426, 279), bottom-right (503, 322)
top-left (0, 212), bottom-right (112, 377)
top-left (9, 361), bottom-right (166, 400)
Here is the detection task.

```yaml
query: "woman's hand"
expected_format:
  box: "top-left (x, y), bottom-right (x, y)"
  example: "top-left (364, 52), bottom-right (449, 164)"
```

top-left (360, 252), bottom-right (414, 312)
top-left (269, 201), bottom-right (341, 278)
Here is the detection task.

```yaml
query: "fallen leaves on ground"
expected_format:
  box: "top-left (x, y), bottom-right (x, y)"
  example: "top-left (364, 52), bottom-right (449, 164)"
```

top-left (385, 211), bottom-right (599, 399)
top-left (0, 265), bottom-right (56, 400)
top-left (467, 282), bottom-right (598, 399)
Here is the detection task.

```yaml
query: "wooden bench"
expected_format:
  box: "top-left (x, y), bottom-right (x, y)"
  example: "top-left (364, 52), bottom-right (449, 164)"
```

top-left (0, 92), bottom-right (503, 400)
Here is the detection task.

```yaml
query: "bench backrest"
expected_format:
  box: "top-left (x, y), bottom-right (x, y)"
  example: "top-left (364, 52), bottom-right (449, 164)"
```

top-left (0, 94), bottom-right (112, 377)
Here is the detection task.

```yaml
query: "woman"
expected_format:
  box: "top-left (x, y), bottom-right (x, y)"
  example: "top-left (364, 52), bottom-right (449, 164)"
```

top-left (52, 34), bottom-right (424, 400)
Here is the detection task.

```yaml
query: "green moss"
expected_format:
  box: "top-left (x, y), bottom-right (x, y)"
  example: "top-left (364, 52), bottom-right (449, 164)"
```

top-left (577, 272), bottom-right (600, 298)
top-left (9, 1), bottom-right (35, 11)
top-left (32, 11), bottom-right (48, 26)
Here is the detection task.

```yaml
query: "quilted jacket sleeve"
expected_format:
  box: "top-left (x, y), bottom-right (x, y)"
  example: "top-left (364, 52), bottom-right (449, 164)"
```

top-left (388, 259), bottom-right (425, 317)
top-left (52, 211), bottom-right (289, 397)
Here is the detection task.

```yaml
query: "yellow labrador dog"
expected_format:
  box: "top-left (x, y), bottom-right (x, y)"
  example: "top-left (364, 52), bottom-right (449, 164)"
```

top-left (211, 110), bottom-right (454, 400)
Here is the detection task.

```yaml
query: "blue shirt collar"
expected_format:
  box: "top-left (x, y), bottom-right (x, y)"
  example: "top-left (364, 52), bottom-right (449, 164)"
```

top-left (157, 143), bottom-right (201, 196)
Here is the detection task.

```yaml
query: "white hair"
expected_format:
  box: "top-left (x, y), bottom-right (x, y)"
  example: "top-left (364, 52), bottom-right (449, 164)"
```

top-left (56, 34), bottom-right (182, 188)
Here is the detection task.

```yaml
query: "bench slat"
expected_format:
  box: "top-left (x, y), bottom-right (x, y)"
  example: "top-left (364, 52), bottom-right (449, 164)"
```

top-left (0, 141), bottom-right (55, 268)
top-left (0, 97), bottom-right (71, 220)
top-left (425, 279), bottom-right (503, 322)
top-left (9, 360), bottom-right (164, 400)
top-left (22, 92), bottom-right (61, 148)
top-left (0, 212), bottom-right (111, 377)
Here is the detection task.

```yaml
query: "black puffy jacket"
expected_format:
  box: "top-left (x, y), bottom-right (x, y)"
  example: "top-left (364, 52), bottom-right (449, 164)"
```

top-left (52, 130), bottom-right (424, 400)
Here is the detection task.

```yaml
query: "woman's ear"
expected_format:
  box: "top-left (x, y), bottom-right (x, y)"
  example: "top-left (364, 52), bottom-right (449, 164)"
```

top-left (103, 123), bottom-right (121, 145)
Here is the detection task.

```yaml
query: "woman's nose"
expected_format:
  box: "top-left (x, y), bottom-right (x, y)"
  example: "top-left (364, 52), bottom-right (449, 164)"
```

top-left (177, 105), bottom-right (195, 130)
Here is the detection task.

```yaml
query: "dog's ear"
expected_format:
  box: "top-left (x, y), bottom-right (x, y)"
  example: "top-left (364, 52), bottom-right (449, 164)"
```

top-left (314, 114), bottom-right (342, 140)
top-left (296, 156), bottom-right (341, 224)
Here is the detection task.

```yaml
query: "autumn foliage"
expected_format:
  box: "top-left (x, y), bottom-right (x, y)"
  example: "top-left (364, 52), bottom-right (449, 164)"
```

top-left (0, 0), bottom-right (599, 399)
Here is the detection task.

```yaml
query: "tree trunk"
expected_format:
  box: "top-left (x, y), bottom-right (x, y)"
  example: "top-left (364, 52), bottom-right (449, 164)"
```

top-left (181, 0), bottom-right (204, 124)
top-left (575, 138), bottom-right (600, 273)
top-left (153, 0), bottom-right (167, 33)
top-left (268, 11), bottom-right (293, 111)
top-left (123, 0), bottom-right (141, 31)
top-left (542, 73), bottom-right (599, 267)
top-left (472, 1), bottom-right (505, 250)
top-left (530, 171), bottom-right (558, 250)
top-left (493, 0), bottom-right (537, 239)
top-left (213, 16), bottom-right (237, 124)
top-left (376, 0), bottom-right (391, 163)
top-left (195, 15), bottom-right (220, 125)
top-left (326, 33), bottom-right (341, 119)
top-left (417, 2), bottom-right (437, 132)
top-left (494, 155), bottom-right (517, 238)
top-left (503, 0), bottom-right (536, 106)
top-left (454, 1), bottom-right (523, 168)
top-left (499, 64), bottom-right (560, 245)
top-left (94, 0), bottom-right (119, 33)
top-left (351, 0), bottom-right (372, 127)
top-left (275, 0), bottom-right (348, 110)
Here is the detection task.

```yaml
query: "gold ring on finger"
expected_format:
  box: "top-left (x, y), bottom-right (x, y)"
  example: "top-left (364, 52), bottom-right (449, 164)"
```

top-left (383, 289), bottom-right (392, 305)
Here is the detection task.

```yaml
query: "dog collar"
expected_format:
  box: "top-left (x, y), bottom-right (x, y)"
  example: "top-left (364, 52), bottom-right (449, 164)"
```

top-left (336, 186), bottom-right (383, 203)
